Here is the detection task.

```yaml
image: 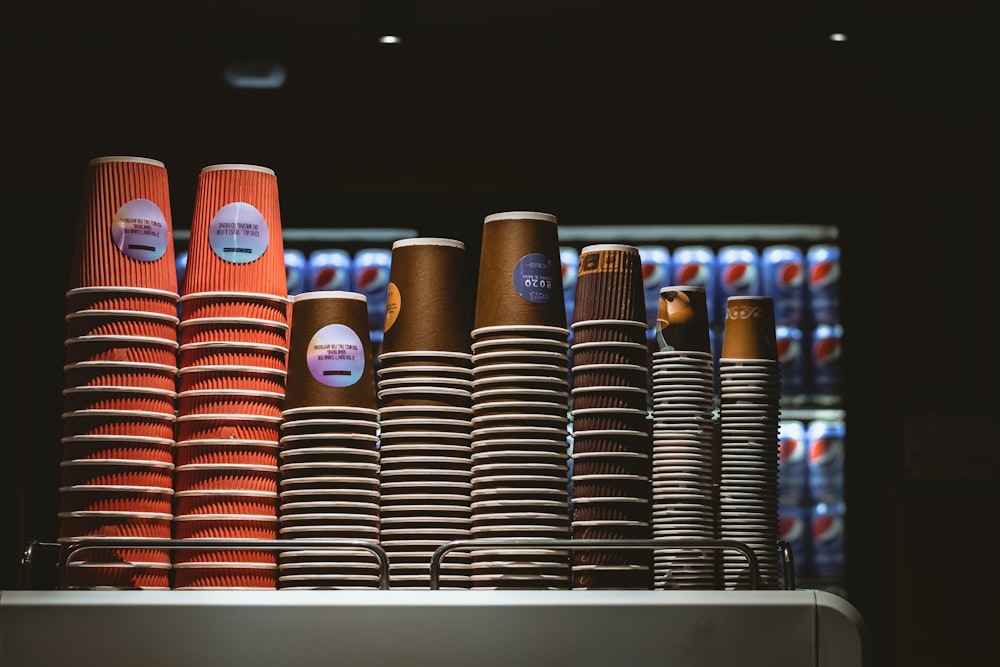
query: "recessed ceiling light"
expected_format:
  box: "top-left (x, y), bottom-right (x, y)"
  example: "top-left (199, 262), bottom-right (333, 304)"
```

top-left (378, 35), bottom-right (402, 44)
top-left (829, 33), bottom-right (848, 42)
top-left (224, 61), bottom-right (287, 89)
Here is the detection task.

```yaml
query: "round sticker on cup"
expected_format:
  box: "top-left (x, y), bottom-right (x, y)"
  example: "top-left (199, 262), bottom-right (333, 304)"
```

top-left (110, 198), bottom-right (169, 262)
top-left (306, 324), bottom-right (366, 387)
top-left (208, 202), bottom-right (269, 264)
top-left (513, 253), bottom-right (556, 304)
top-left (384, 283), bottom-right (401, 332)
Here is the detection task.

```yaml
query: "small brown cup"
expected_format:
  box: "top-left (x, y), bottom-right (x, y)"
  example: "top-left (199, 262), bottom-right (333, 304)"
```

top-left (474, 212), bottom-right (566, 330)
top-left (720, 296), bottom-right (778, 361)
top-left (284, 291), bottom-right (377, 411)
top-left (656, 286), bottom-right (712, 354)
top-left (381, 238), bottom-right (473, 356)
top-left (573, 244), bottom-right (646, 324)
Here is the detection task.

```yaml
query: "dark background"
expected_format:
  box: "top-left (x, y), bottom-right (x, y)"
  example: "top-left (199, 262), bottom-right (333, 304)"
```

top-left (3, 2), bottom-right (996, 666)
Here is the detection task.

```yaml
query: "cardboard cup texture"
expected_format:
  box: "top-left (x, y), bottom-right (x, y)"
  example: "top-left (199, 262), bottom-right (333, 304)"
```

top-left (284, 291), bottom-right (377, 411)
top-left (183, 164), bottom-right (287, 298)
top-left (382, 238), bottom-right (472, 355)
top-left (474, 212), bottom-right (566, 330)
top-left (573, 244), bottom-right (646, 324)
top-left (656, 286), bottom-right (712, 354)
top-left (69, 156), bottom-right (178, 293)
top-left (720, 296), bottom-right (778, 361)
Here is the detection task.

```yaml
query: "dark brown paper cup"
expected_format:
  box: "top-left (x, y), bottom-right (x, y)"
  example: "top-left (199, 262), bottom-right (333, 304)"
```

top-left (284, 291), bottom-right (377, 411)
top-left (573, 244), bottom-right (646, 324)
top-left (656, 285), bottom-right (712, 354)
top-left (474, 212), bottom-right (566, 330)
top-left (381, 238), bottom-right (472, 355)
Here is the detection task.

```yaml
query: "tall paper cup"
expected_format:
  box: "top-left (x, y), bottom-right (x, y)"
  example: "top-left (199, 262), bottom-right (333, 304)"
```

top-left (182, 164), bottom-right (287, 298)
top-left (284, 291), bottom-right (377, 411)
top-left (381, 238), bottom-right (472, 355)
top-left (720, 296), bottom-right (778, 361)
top-left (69, 156), bottom-right (177, 293)
top-left (655, 285), bottom-right (712, 353)
top-left (474, 212), bottom-right (566, 330)
top-left (573, 244), bottom-right (646, 324)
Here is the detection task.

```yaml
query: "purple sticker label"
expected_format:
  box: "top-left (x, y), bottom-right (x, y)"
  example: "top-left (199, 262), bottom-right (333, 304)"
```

top-left (110, 199), bottom-right (169, 262)
top-left (208, 202), bottom-right (269, 264)
top-left (306, 324), bottom-right (366, 388)
top-left (513, 252), bottom-right (556, 304)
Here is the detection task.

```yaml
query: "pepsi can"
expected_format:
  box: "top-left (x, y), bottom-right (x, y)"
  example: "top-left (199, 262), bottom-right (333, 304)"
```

top-left (716, 245), bottom-right (761, 324)
top-left (778, 420), bottom-right (809, 505)
top-left (284, 248), bottom-right (307, 296)
top-left (778, 504), bottom-right (810, 580)
top-left (761, 244), bottom-right (806, 325)
top-left (671, 245), bottom-right (717, 325)
top-left (810, 322), bottom-right (843, 398)
top-left (806, 244), bottom-right (841, 324)
top-left (308, 249), bottom-right (353, 293)
top-left (176, 251), bottom-right (188, 293)
top-left (776, 324), bottom-right (806, 398)
top-left (560, 246), bottom-right (580, 326)
top-left (807, 419), bottom-right (846, 503)
top-left (811, 501), bottom-right (846, 578)
top-left (353, 247), bottom-right (393, 330)
top-left (638, 245), bottom-right (671, 330)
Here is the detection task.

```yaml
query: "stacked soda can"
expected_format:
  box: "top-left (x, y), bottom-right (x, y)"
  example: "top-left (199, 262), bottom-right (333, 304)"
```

top-left (716, 295), bottom-right (782, 589)
top-left (307, 249), bottom-right (353, 293)
top-left (59, 156), bottom-right (180, 589)
top-left (284, 249), bottom-right (307, 296)
top-left (376, 238), bottom-right (475, 589)
top-left (648, 285), bottom-right (719, 589)
top-left (278, 291), bottom-right (382, 590)
top-left (469, 211), bottom-right (572, 590)
top-left (568, 244), bottom-right (653, 590)
top-left (172, 163), bottom-right (290, 589)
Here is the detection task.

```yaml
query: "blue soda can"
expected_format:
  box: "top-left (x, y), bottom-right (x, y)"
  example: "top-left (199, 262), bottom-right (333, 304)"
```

top-left (307, 249), bottom-right (353, 292)
top-left (811, 501), bottom-right (846, 577)
top-left (776, 324), bottom-right (806, 398)
top-left (716, 244), bottom-right (762, 325)
top-left (176, 251), bottom-right (188, 293)
top-left (353, 247), bottom-right (393, 330)
top-left (560, 246), bottom-right (580, 326)
top-left (807, 419), bottom-right (846, 503)
top-left (778, 504), bottom-right (811, 579)
top-left (671, 245), bottom-right (717, 326)
top-left (761, 244), bottom-right (806, 325)
top-left (810, 322), bottom-right (843, 398)
top-left (806, 244), bottom-right (841, 324)
top-left (778, 420), bottom-right (809, 505)
top-left (284, 249), bottom-right (307, 296)
top-left (638, 245), bottom-right (671, 330)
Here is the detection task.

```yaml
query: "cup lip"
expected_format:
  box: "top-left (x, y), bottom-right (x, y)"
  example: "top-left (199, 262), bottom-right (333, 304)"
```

top-left (62, 385), bottom-right (178, 398)
top-left (66, 286), bottom-right (179, 300)
top-left (200, 163), bottom-right (275, 175)
top-left (660, 285), bottom-right (707, 295)
top-left (179, 291), bottom-right (291, 305)
top-left (292, 290), bottom-right (366, 304)
top-left (483, 211), bottom-right (556, 224)
top-left (65, 310), bottom-right (180, 324)
top-left (570, 319), bottom-right (647, 330)
top-left (179, 341), bottom-right (289, 353)
top-left (392, 237), bottom-right (464, 250)
top-left (89, 156), bottom-right (165, 168)
top-left (580, 244), bottom-right (638, 254)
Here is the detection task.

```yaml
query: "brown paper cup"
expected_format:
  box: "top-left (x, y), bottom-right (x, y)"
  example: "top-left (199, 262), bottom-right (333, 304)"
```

top-left (381, 238), bottom-right (473, 355)
top-left (69, 156), bottom-right (178, 293)
top-left (182, 164), bottom-right (287, 297)
top-left (573, 244), bottom-right (646, 324)
top-left (656, 285), bottom-right (712, 353)
top-left (284, 291), bottom-right (377, 411)
top-left (720, 296), bottom-right (778, 361)
top-left (474, 212), bottom-right (566, 330)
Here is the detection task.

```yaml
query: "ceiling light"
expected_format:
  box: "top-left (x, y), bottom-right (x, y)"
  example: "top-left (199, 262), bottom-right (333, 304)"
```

top-left (224, 61), bottom-right (287, 90)
top-left (378, 35), bottom-right (402, 45)
top-left (828, 33), bottom-right (848, 42)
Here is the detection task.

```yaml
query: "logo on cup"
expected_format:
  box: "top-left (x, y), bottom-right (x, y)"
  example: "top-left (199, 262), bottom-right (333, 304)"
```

top-left (513, 253), bottom-right (556, 304)
top-left (306, 324), bottom-right (366, 388)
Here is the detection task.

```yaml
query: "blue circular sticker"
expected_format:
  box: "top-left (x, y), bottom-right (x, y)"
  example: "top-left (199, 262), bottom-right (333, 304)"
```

top-left (208, 202), bottom-right (269, 264)
top-left (513, 252), bottom-right (556, 304)
top-left (306, 324), bottom-right (366, 388)
top-left (110, 199), bottom-right (169, 262)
